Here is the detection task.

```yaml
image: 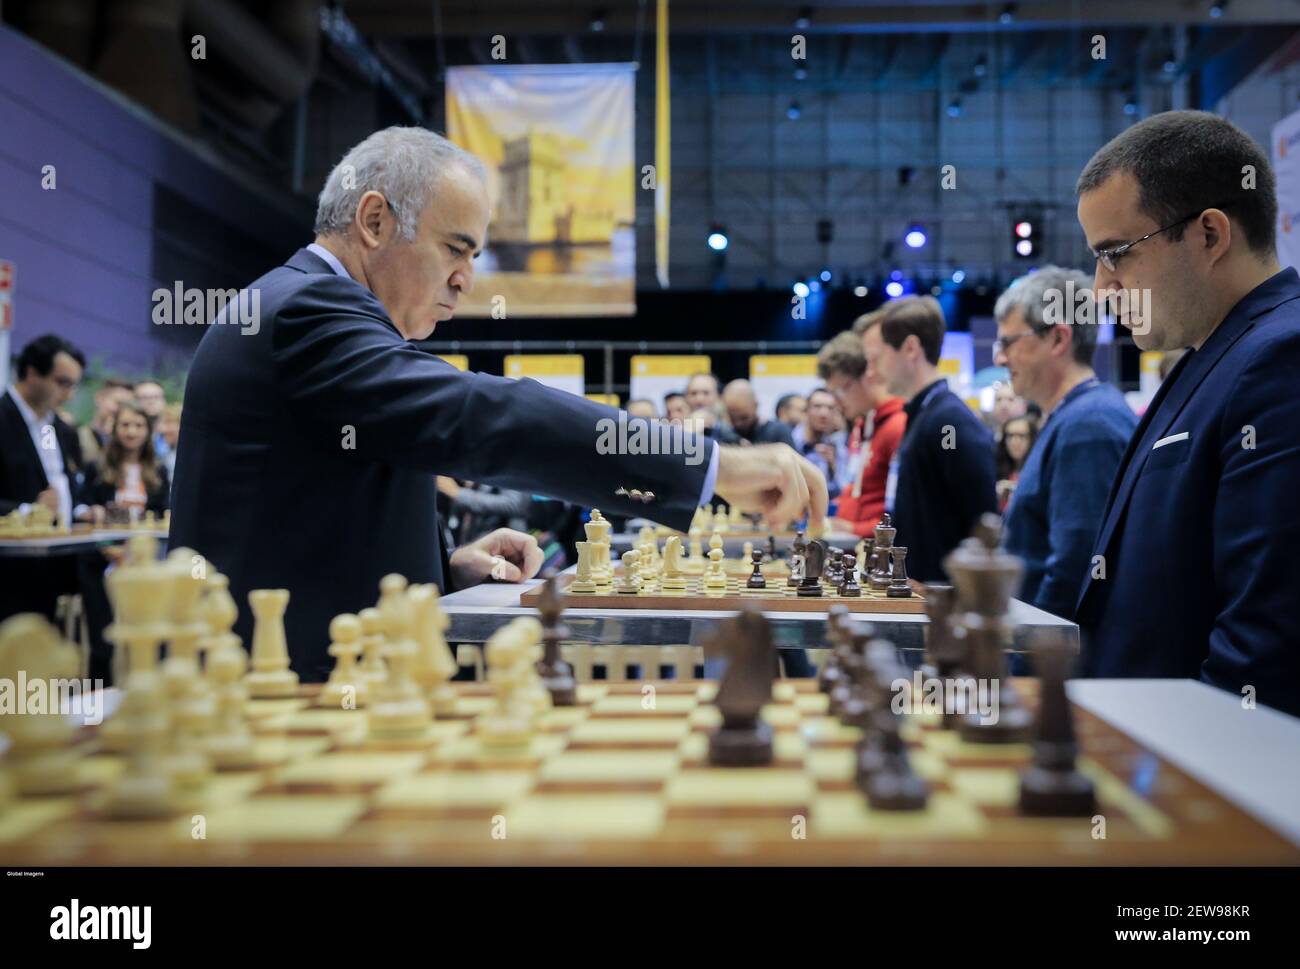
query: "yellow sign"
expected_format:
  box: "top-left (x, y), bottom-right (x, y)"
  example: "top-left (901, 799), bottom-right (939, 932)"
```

top-left (437, 355), bottom-right (469, 372)
top-left (585, 393), bottom-right (621, 407)
top-left (750, 355), bottom-right (817, 378)
top-left (631, 354), bottom-right (711, 377)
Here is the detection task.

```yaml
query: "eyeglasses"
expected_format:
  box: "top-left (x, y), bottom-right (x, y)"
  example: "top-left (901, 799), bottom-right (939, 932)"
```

top-left (992, 330), bottom-right (1039, 356)
top-left (1089, 202), bottom-right (1230, 272)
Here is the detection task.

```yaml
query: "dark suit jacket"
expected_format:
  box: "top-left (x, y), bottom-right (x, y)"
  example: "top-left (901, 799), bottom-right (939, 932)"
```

top-left (170, 248), bottom-right (714, 680)
top-left (892, 382), bottom-right (998, 583)
top-left (0, 392), bottom-right (87, 515)
top-left (1076, 268), bottom-right (1300, 718)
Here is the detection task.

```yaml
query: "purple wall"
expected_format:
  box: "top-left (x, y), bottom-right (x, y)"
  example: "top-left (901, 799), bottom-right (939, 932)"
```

top-left (0, 25), bottom-right (309, 378)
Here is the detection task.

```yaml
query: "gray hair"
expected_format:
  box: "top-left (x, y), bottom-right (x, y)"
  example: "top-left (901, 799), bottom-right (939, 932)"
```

top-left (314, 127), bottom-right (488, 240)
top-left (994, 265), bottom-right (1099, 366)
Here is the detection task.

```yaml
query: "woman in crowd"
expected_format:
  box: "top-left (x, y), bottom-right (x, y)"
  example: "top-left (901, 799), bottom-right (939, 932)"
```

top-left (995, 414), bottom-right (1038, 513)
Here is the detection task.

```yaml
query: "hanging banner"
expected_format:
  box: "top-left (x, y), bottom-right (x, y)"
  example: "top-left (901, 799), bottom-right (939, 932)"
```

top-left (446, 64), bottom-right (636, 317)
top-left (1272, 105), bottom-right (1300, 271)
top-left (655, 0), bottom-right (671, 288)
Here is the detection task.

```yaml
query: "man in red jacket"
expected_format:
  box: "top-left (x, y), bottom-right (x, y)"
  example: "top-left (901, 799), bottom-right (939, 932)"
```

top-left (816, 324), bottom-right (906, 537)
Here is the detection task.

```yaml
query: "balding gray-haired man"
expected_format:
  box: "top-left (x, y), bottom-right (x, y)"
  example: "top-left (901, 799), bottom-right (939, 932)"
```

top-left (170, 127), bottom-right (826, 678)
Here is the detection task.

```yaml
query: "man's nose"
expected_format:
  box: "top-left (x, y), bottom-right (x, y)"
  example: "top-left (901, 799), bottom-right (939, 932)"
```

top-left (993, 346), bottom-right (1007, 367)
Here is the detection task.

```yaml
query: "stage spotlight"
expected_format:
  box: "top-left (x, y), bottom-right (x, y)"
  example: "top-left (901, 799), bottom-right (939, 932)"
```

top-left (904, 225), bottom-right (927, 249)
top-left (795, 6), bottom-right (813, 29)
top-left (793, 281), bottom-right (810, 298)
top-left (794, 67), bottom-right (808, 81)
top-left (589, 8), bottom-right (607, 32)
top-left (1210, 2), bottom-right (1228, 18)
top-left (1123, 92), bottom-right (1138, 116)
top-left (1016, 239), bottom-right (1035, 257)
top-left (707, 226), bottom-right (729, 251)
top-left (952, 269), bottom-right (966, 284)
top-left (885, 281), bottom-right (904, 298)
top-left (946, 98), bottom-right (963, 118)
top-left (853, 285), bottom-right (869, 297)
top-left (820, 269), bottom-right (832, 282)
top-left (999, 3), bottom-right (1017, 24)
top-left (973, 55), bottom-right (987, 78)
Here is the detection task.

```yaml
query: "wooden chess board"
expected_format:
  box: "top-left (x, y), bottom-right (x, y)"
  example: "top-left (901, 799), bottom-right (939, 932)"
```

top-left (519, 571), bottom-right (926, 615)
top-left (3, 680), bottom-right (1294, 865)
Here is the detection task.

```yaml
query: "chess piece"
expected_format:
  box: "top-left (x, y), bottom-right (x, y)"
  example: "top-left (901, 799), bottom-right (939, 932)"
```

top-left (745, 548), bottom-right (767, 590)
top-left (766, 535), bottom-right (779, 564)
top-left (585, 510), bottom-right (614, 587)
top-left (707, 611), bottom-right (775, 767)
top-left (516, 617), bottom-right (552, 719)
top-left (159, 549), bottom-right (216, 791)
top-left (923, 583), bottom-right (969, 730)
top-left (637, 526), bottom-right (660, 582)
top-left (320, 613), bottom-right (368, 709)
top-left (570, 541), bottom-right (598, 594)
top-left (859, 707), bottom-right (930, 811)
top-left (886, 547), bottom-right (913, 598)
top-left (687, 524), bottom-right (705, 567)
top-left (245, 588), bottom-right (299, 698)
top-left (357, 607), bottom-right (388, 690)
top-left (1018, 633), bottom-right (1096, 816)
top-left (947, 515), bottom-right (1034, 744)
top-left (869, 514), bottom-right (896, 591)
top-left (713, 504), bottom-right (729, 533)
top-left (409, 583), bottom-right (458, 716)
top-left (839, 549), bottom-right (862, 597)
top-left (200, 573), bottom-right (257, 769)
top-left (0, 615), bottom-right (85, 795)
top-left (703, 531), bottom-right (728, 592)
top-left (368, 574), bottom-right (433, 738)
top-left (788, 530), bottom-right (806, 588)
top-left (100, 536), bottom-right (180, 818)
top-left (536, 575), bottom-right (578, 706)
top-left (660, 536), bottom-right (688, 593)
top-left (818, 605), bottom-right (852, 696)
top-left (797, 540), bottom-right (826, 597)
top-left (478, 618), bottom-right (536, 747)
top-left (616, 550), bottom-right (642, 594)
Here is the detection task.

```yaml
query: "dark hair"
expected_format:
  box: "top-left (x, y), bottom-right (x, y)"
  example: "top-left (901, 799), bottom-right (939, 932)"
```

top-left (775, 393), bottom-right (803, 416)
top-left (17, 334), bottom-right (85, 380)
top-left (996, 414), bottom-right (1039, 479)
top-left (1076, 110), bottom-right (1276, 256)
top-left (663, 391), bottom-right (686, 405)
top-left (101, 400), bottom-right (163, 492)
top-left (851, 308), bottom-right (886, 335)
top-left (878, 296), bottom-right (946, 366)
top-left (101, 378), bottom-right (134, 392)
top-left (816, 331), bottom-right (867, 380)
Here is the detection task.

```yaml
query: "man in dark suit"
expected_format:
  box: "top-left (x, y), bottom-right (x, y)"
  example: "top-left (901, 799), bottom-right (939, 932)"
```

top-left (1074, 110), bottom-right (1300, 717)
top-left (0, 334), bottom-right (93, 623)
top-left (170, 127), bottom-right (826, 680)
top-left (861, 296), bottom-right (998, 583)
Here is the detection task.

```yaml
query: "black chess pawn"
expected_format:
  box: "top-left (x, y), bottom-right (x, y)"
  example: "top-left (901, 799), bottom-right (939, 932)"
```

top-left (824, 548), bottom-right (842, 589)
top-left (746, 548), bottom-right (767, 590)
top-left (838, 554), bottom-right (861, 597)
top-left (1018, 634), bottom-right (1096, 816)
top-left (886, 546), bottom-right (913, 598)
top-left (708, 611), bottom-right (776, 767)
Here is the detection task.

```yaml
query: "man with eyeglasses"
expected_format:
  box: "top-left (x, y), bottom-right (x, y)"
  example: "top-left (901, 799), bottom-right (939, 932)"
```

top-left (1074, 110), bottom-right (1300, 717)
top-left (0, 334), bottom-right (95, 624)
top-left (993, 266), bottom-right (1137, 622)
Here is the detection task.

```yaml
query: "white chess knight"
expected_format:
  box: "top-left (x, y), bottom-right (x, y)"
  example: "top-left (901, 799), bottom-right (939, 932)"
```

top-left (245, 588), bottom-right (299, 698)
top-left (660, 535), bottom-right (688, 593)
top-left (409, 583), bottom-right (458, 716)
top-left (368, 573), bottom-right (433, 738)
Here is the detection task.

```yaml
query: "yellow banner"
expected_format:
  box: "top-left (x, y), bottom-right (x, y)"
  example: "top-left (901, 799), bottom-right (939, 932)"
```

top-left (437, 354), bottom-right (469, 372)
top-left (750, 355), bottom-right (817, 378)
top-left (585, 393), bottom-right (621, 407)
top-left (504, 355), bottom-right (585, 378)
top-left (631, 354), bottom-right (710, 377)
top-left (655, 0), bottom-right (671, 289)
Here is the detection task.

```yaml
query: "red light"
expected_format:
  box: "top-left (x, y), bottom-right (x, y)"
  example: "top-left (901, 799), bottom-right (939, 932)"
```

top-left (1015, 221), bottom-right (1033, 238)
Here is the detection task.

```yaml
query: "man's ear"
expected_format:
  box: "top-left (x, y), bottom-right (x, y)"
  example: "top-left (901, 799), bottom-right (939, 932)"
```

top-left (355, 191), bottom-right (388, 249)
top-left (1200, 208), bottom-right (1232, 266)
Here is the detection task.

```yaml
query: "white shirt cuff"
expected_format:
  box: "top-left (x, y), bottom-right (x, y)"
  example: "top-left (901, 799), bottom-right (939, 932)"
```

top-left (697, 440), bottom-right (722, 507)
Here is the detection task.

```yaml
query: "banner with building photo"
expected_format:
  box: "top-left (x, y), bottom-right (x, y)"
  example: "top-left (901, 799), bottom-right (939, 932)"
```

top-left (1272, 105), bottom-right (1300, 272)
top-left (446, 64), bottom-right (636, 317)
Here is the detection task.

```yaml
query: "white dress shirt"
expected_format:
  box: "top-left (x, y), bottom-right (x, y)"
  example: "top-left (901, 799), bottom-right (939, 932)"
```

top-left (7, 385), bottom-right (79, 525)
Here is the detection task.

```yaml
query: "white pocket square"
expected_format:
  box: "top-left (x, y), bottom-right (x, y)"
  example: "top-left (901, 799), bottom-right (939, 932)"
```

top-left (1152, 432), bottom-right (1189, 450)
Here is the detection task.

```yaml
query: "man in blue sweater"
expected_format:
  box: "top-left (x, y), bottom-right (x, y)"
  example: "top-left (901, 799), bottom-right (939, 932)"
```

top-left (994, 266), bottom-right (1138, 620)
top-left (862, 296), bottom-right (998, 583)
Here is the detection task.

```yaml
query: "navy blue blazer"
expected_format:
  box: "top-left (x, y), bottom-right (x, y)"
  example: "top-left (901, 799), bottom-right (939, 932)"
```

top-left (170, 248), bottom-right (713, 679)
top-left (1076, 268), bottom-right (1300, 717)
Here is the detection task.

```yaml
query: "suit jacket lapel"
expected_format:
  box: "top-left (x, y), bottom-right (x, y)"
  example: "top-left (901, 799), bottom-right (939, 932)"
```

top-left (1085, 268), bottom-right (1300, 595)
top-left (0, 392), bottom-right (50, 490)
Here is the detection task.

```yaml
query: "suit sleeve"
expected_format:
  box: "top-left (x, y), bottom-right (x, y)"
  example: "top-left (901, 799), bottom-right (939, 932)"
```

top-left (1037, 424), bottom-right (1128, 620)
top-left (1203, 333), bottom-right (1300, 715)
top-left (269, 276), bottom-right (713, 531)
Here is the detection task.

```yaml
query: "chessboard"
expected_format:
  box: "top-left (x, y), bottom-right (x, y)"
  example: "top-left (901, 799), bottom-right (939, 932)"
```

top-left (520, 571), bottom-right (926, 615)
top-left (3, 678), bottom-right (1294, 866)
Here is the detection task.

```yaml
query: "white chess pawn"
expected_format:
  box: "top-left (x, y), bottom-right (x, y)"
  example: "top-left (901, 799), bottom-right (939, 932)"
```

top-left (704, 533), bottom-right (728, 592)
top-left (616, 549), bottom-right (642, 594)
top-left (477, 619), bottom-right (536, 748)
top-left (368, 574), bottom-right (433, 739)
top-left (319, 613), bottom-right (368, 710)
top-left (0, 615), bottom-right (85, 796)
top-left (357, 607), bottom-right (388, 691)
top-left (245, 588), bottom-right (299, 698)
top-left (409, 583), bottom-right (458, 717)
